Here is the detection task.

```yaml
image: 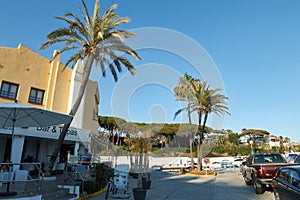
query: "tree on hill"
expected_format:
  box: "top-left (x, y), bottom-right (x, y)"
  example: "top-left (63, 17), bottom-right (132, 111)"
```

top-left (239, 129), bottom-right (270, 138)
top-left (98, 116), bottom-right (127, 145)
top-left (239, 129), bottom-right (270, 154)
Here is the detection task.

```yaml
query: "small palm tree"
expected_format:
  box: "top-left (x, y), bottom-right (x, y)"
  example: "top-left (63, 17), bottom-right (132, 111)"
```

top-left (124, 130), bottom-right (152, 190)
top-left (40, 0), bottom-right (141, 175)
top-left (190, 80), bottom-right (229, 171)
top-left (173, 73), bottom-right (195, 169)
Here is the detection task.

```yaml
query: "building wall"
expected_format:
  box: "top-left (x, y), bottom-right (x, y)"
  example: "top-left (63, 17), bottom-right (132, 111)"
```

top-left (83, 81), bottom-right (100, 136)
top-left (68, 60), bottom-right (100, 136)
top-left (0, 43), bottom-right (72, 114)
top-left (0, 43), bottom-right (99, 132)
top-left (0, 43), bottom-right (100, 163)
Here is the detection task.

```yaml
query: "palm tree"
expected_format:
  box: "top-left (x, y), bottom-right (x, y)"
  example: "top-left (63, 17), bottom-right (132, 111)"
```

top-left (40, 0), bottom-right (141, 175)
top-left (173, 73), bottom-right (195, 169)
top-left (190, 80), bottom-right (229, 171)
top-left (189, 80), bottom-right (209, 171)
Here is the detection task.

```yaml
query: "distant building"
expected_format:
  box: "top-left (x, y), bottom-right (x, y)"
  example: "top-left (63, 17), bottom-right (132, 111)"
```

top-left (0, 44), bottom-right (99, 167)
top-left (267, 136), bottom-right (280, 148)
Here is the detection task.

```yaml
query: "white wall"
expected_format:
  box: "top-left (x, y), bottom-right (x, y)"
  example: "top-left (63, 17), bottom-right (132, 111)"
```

top-left (100, 156), bottom-right (237, 168)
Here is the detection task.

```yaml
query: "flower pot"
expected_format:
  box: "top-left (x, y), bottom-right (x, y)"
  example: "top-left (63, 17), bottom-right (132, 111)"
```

top-left (142, 179), bottom-right (151, 190)
top-left (132, 188), bottom-right (147, 200)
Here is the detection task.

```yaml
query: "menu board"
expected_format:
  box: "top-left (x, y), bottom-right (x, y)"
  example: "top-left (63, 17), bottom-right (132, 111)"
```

top-left (113, 164), bottom-right (129, 189)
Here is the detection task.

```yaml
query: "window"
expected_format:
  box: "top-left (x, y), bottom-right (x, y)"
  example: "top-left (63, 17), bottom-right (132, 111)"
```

top-left (254, 155), bottom-right (265, 164)
top-left (271, 154), bottom-right (285, 163)
top-left (278, 168), bottom-right (290, 182)
top-left (0, 81), bottom-right (19, 99)
top-left (288, 169), bottom-right (300, 187)
top-left (28, 88), bottom-right (44, 104)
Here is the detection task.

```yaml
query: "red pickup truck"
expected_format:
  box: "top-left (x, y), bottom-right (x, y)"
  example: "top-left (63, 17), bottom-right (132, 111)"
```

top-left (242, 152), bottom-right (293, 194)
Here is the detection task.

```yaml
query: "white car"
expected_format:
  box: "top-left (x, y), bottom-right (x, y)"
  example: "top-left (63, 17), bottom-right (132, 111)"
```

top-left (220, 159), bottom-right (232, 168)
top-left (210, 162), bottom-right (221, 170)
top-left (232, 158), bottom-right (244, 167)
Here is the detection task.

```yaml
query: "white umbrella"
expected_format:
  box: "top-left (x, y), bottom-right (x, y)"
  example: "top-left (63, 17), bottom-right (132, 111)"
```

top-left (0, 101), bottom-right (73, 160)
top-left (0, 101), bottom-right (72, 196)
top-left (0, 102), bottom-right (72, 128)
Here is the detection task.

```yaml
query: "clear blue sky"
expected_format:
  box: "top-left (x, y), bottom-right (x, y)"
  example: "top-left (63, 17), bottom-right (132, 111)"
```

top-left (1, 0), bottom-right (300, 142)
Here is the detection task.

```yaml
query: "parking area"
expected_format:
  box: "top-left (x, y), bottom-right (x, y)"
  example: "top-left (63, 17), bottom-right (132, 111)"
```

top-left (94, 168), bottom-right (274, 200)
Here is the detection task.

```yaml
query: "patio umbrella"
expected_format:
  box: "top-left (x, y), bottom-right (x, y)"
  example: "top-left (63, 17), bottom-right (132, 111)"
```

top-left (0, 101), bottom-right (73, 196)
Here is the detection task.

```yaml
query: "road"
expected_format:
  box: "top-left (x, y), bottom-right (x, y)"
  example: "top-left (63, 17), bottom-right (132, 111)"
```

top-left (93, 168), bottom-right (274, 200)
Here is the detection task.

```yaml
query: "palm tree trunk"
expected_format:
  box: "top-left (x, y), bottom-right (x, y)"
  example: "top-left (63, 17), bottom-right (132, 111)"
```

top-left (138, 151), bottom-right (143, 189)
top-left (197, 110), bottom-right (202, 171)
top-left (199, 112), bottom-right (208, 171)
top-left (201, 113), bottom-right (208, 141)
top-left (130, 151), bottom-right (133, 172)
top-left (46, 54), bottom-right (95, 176)
top-left (187, 103), bottom-right (194, 169)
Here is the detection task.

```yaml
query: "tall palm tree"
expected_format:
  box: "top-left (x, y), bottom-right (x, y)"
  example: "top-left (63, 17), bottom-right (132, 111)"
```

top-left (190, 80), bottom-right (229, 171)
top-left (173, 73), bottom-right (195, 169)
top-left (189, 80), bottom-right (209, 171)
top-left (40, 0), bottom-right (141, 175)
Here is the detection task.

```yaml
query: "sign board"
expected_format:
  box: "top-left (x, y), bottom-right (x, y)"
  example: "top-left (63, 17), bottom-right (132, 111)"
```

top-left (113, 164), bottom-right (129, 190)
top-left (204, 157), bottom-right (210, 164)
top-left (0, 126), bottom-right (90, 143)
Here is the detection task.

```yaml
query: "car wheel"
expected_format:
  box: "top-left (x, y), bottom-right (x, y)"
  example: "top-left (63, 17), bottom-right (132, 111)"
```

top-left (253, 178), bottom-right (265, 194)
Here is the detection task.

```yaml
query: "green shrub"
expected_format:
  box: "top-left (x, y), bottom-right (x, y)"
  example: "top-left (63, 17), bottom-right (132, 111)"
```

top-left (95, 163), bottom-right (113, 188)
top-left (84, 180), bottom-right (101, 194)
top-left (236, 145), bottom-right (251, 155)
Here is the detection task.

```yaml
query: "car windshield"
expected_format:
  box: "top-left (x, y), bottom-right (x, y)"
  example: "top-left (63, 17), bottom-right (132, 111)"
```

top-left (295, 155), bottom-right (300, 163)
top-left (286, 154), bottom-right (299, 161)
top-left (254, 154), bottom-right (285, 164)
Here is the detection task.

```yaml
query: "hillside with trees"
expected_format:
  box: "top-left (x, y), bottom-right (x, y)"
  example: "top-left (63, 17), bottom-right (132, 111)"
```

top-left (93, 116), bottom-right (299, 158)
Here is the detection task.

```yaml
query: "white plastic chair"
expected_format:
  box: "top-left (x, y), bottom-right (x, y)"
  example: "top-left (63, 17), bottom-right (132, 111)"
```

top-left (12, 170), bottom-right (29, 192)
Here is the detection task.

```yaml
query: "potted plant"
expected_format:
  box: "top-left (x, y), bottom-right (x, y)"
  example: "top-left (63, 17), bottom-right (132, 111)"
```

top-left (141, 172), bottom-right (151, 190)
top-left (124, 130), bottom-right (152, 200)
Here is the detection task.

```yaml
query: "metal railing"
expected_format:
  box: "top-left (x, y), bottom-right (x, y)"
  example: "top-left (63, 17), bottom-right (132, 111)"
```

top-left (0, 162), bottom-right (43, 195)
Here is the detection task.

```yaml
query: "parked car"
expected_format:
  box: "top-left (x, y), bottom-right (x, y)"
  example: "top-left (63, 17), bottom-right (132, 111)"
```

top-left (273, 165), bottom-right (300, 200)
top-left (220, 159), bottom-right (232, 169)
top-left (242, 156), bottom-right (250, 161)
top-left (243, 152), bottom-right (293, 194)
top-left (291, 154), bottom-right (300, 164)
top-left (285, 152), bottom-right (300, 163)
top-left (210, 162), bottom-right (222, 170)
top-left (295, 155), bottom-right (300, 163)
top-left (233, 158), bottom-right (244, 167)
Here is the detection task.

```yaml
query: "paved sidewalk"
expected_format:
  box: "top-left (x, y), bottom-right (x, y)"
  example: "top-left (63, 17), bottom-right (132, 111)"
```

top-left (0, 169), bottom-right (274, 200)
top-left (90, 169), bottom-right (274, 200)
